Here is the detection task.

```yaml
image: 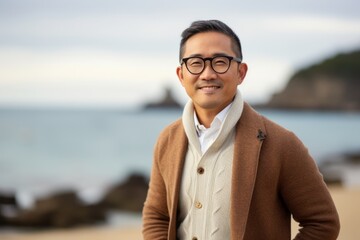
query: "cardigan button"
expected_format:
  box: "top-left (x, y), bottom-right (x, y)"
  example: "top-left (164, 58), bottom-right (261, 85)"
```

top-left (195, 201), bottom-right (202, 209)
top-left (197, 167), bottom-right (204, 174)
top-left (192, 237), bottom-right (198, 240)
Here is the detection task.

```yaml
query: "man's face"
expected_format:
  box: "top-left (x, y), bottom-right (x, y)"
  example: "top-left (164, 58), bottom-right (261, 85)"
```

top-left (176, 31), bottom-right (247, 115)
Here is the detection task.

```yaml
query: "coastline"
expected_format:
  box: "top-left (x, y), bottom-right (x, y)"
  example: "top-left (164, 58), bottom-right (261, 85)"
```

top-left (1, 187), bottom-right (359, 240)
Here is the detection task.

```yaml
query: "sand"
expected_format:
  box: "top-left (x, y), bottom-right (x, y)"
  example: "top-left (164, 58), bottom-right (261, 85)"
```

top-left (1, 186), bottom-right (359, 240)
top-left (291, 186), bottom-right (360, 240)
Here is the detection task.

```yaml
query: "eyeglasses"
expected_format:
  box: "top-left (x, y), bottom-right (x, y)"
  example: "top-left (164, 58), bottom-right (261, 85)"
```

top-left (180, 55), bottom-right (242, 75)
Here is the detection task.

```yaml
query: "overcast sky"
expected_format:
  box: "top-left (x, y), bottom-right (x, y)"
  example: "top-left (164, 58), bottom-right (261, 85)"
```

top-left (0, 0), bottom-right (359, 108)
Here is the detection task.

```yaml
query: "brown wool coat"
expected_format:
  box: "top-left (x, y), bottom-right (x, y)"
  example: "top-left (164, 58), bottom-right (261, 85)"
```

top-left (142, 103), bottom-right (340, 240)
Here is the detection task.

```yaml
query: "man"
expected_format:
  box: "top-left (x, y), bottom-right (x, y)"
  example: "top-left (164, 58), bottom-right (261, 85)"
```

top-left (142, 20), bottom-right (340, 240)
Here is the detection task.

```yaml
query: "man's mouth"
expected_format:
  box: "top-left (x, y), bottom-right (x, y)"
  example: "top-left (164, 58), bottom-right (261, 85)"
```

top-left (198, 85), bottom-right (221, 93)
top-left (200, 86), bottom-right (219, 89)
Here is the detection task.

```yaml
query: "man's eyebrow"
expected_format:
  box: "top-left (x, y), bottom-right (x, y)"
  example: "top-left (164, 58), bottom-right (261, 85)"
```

top-left (187, 53), bottom-right (203, 58)
top-left (212, 52), bottom-right (230, 57)
top-left (186, 52), bottom-right (230, 58)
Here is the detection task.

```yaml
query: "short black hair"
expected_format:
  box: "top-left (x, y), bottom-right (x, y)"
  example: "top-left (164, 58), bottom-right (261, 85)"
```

top-left (179, 20), bottom-right (243, 62)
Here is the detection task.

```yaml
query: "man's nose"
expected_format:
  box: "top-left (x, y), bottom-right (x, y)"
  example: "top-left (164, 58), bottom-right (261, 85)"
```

top-left (200, 61), bottom-right (217, 80)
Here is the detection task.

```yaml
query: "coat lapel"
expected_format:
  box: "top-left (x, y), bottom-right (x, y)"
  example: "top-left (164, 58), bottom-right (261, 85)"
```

top-left (168, 121), bottom-right (188, 239)
top-left (230, 104), bottom-right (266, 239)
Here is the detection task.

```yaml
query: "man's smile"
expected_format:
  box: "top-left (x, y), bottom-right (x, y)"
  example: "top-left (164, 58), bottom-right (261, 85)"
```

top-left (198, 85), bottom-right (221, 93)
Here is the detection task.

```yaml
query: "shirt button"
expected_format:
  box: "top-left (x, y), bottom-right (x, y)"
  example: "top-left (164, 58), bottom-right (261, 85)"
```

top-left (197, 167), bottom-right (204, 174)
top-left (195, 201), bottom-right (202, 209)
top-left (192, 237), bottom-right (198, 240)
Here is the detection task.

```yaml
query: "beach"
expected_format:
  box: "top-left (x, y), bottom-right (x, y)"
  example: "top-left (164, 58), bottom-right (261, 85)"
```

top-left (1, 186), bottom-right (359, 240)
top-left (0, 226), bottom-right (142, 240)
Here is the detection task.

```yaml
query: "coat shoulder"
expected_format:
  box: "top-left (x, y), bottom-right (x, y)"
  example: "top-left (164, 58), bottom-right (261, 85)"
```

top-left (157, 118), bottom-right (183, 144)
top-left (242, 104), bottom-right (306, 152)
top-left (242, 104), bottom-right (295, 139)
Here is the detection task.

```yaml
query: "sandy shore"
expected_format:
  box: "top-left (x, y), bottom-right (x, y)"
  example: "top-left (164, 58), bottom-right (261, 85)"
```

top-left (0, 226), bottom-right (142, 240)
top-left (291, 186), bottom-right (360, 239)
top-left (1, 186), bottom-right (359, 240)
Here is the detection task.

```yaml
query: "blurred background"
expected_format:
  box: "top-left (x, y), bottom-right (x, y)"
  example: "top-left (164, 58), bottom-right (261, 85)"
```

top-left (0, 0), bottom-right (359, 239)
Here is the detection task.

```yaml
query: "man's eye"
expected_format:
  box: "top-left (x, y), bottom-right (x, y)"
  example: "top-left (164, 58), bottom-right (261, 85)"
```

top-left (214, 60), bottom-right (227, 65)
top-left (214, 58), bottom-right (228, 65)
top-left (189, 61), bottom-right (202, 66)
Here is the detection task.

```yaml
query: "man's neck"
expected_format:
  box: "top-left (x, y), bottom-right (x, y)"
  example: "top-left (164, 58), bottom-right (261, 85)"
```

top-left (194, 108), bottom-right (218, 128)
top-left (194, 103), bottom-right (233, 128)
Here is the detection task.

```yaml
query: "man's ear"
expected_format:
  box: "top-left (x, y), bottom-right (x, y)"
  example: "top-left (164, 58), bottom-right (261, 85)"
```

top-left (237, 63), bottom-right (248, 85)
top-left (176, 66), bottom-right (185, 86)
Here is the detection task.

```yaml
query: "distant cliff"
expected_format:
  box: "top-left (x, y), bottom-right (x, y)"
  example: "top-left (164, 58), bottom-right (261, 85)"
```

top-left (267, 49), bottom-right (360, 111)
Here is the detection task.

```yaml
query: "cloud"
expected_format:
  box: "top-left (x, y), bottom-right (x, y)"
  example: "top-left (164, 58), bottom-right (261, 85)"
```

top-left (0, 47), bottom-right (180, 107)
top-left (0, 47), bottom-right (177, 82)
top-left (0, 0), bottom-right (359, 107)
top-left (262, 14), bottom-right (360, 34)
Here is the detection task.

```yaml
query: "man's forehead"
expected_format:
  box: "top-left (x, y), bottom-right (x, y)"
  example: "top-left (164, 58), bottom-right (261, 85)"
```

top-left (183, 35), bottom-right (234, 57)
top-left (186, 31), bottom-right (232, 43)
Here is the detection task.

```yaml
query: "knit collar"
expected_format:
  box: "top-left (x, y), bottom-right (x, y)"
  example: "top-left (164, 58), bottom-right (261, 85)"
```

top-left (193, 102), bottom-right (232, 137)
top-left (182, 90), bottom-right (244, 155)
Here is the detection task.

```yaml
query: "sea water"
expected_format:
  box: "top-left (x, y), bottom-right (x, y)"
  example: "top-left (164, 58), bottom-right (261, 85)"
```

top-left (0, 108), bottom-right (360, 208)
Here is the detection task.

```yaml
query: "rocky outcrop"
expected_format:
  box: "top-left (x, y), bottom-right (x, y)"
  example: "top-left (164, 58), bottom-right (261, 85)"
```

top-left (98, 173), bottom-right (148, 212)
top-left (267, 49), bottom-right (360, 111)
top-left (143, 87), bottom-right (182, 110)
top-left (0, 173), bottom-right (149, 229)
top-left (0, 191), bottom-right (18, 225)
top-left (0, 192), bottom-right (17, 206)
top-left (1, 191), bottom-right (105, 228)
top-left (319, 151), bottom-right (360, 187)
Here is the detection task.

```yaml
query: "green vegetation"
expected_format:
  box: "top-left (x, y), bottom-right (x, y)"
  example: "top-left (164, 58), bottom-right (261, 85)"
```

top-left (294, 49), bottom-right (360, 80)
top-left (267, 48), bottom-right (360, 110)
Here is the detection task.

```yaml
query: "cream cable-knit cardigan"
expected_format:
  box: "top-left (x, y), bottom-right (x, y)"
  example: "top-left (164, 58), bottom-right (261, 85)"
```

top-left (177, 91), bottom-right (244, 239)
top-left (143, 96), bottom-right (340, 239)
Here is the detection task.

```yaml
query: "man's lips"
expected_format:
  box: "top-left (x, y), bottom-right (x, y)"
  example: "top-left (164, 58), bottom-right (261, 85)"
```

top-left (197, 81), bottom-right (222, 89)
top-left (198, 85), bottom-right (220, 89)
top-left (197, 85), bottom-right (221, 93)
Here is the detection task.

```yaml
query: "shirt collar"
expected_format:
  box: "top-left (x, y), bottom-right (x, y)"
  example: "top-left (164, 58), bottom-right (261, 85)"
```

top-left (194, 102), bottom-right (233, 135)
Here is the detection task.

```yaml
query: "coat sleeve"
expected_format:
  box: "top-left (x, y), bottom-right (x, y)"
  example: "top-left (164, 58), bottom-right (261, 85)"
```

top-left (279, 132), bottom-right (340, 240)
top-left (142, 138), bottom-right (170, 239)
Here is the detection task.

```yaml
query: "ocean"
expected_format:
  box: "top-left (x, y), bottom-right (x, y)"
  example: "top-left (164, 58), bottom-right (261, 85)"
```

top-left (1, 107), bottom-right (360, 208)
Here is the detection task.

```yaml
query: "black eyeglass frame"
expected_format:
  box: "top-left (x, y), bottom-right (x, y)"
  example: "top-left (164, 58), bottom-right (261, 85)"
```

top-left (180, 55), bottom-right (242, 75)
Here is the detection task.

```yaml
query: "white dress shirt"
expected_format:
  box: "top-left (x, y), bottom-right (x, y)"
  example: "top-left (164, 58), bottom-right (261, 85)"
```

top-left (194, 103), bottom-right (233, 154)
